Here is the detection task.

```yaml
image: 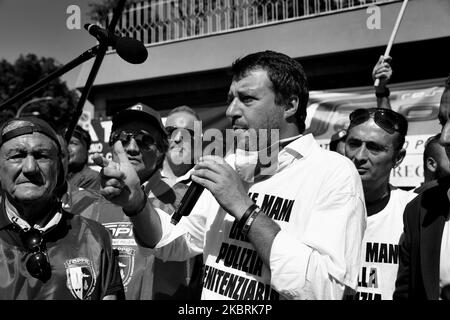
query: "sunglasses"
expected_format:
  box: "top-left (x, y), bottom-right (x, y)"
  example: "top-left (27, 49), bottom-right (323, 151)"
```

top-left (349, 108), bottom-right (407, 136)
top-left (19, 228), bottom-right (51, 281)
top-left (109, 130), bottom-right (156, 151)
top-left (165, 126), bottom-right (195, 140)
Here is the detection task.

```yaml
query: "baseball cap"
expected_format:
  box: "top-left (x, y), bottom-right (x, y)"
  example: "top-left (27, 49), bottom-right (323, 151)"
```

top-left (111, 103), bottom-right (167, 135)
top-left (72, 125), bottom-right (91, 148)
top-left (329, 128), bottom-right (347, 152)
top-left (0, 116), bottom-right (62, 153)
top-left (330, 128), bottom-right (347, 143)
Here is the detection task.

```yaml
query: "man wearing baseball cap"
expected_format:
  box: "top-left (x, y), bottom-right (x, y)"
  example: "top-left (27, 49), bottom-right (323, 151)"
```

top-left (0, 117), bottom-right (123, 299)
top-left (78, 103), bottom-right (195, 299)
top-left (67, 125), bottom-right (100, 190)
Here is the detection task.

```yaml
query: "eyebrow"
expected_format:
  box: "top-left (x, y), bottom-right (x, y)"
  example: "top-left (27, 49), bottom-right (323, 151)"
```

top-left (4, 144), bottom-right (55, 154)
top-left (347, 137), bottom-right (388, 149)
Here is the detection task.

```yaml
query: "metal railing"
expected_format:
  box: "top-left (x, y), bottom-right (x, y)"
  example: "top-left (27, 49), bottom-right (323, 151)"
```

top-left (104, 0), bottom-right (396, 45)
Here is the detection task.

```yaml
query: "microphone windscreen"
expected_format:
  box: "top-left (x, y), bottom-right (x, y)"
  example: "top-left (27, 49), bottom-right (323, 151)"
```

top-left (115, 37), bottom-right (148, 64)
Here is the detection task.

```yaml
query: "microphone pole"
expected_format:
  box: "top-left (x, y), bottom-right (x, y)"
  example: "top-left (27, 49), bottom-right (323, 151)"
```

top-left (65, 0), bottom-right (127, 143)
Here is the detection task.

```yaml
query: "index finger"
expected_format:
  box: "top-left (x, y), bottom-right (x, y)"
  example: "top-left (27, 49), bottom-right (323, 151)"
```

top-left (113, 140), bottom-right (131, 166)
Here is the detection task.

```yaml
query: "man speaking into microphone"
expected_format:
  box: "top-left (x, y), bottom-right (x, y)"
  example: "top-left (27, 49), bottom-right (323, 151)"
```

top-left (97, 51), bottom-right (366, 300)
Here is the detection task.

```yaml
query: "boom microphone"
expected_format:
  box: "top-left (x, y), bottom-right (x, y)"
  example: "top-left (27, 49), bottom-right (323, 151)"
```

top-left (171, 182), bottom-right (205, 225)
top-left (84, 24), bottom-right (148, 64)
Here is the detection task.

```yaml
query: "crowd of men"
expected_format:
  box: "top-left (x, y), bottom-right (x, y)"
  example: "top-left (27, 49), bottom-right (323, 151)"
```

top-left (0, 49), bottom-right (449, 300)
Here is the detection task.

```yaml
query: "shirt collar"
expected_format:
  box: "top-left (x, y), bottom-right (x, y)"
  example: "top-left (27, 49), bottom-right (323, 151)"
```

top-left (3, 196), bottom-right (62, 232)
top-left (281, 133), bottom-right (318, 160)
top-left (160, 167), bottom-right (193, 186)
top-left (0, 197), bottom-right (11, 230)
top-left (176, 168), bottom-right (193, 184)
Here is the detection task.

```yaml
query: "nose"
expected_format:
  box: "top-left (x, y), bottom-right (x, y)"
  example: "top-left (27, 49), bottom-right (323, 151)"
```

top-left (123, 137), bottom-right (140, 154)
top-left (225, 97), bottom-right (242, 120)
top-left (353, 144), bottom-right (369, 164)
top-left (440, 122), bottom-right (450, 147)
top-left (22, 155), bottom-right (39, 174)
top-left (171, 130), bottom-right (183, 143)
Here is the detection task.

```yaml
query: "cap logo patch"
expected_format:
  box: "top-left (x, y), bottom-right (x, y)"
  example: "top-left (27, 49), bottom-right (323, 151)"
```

top-left (131, 104), bottom-right (143, 111)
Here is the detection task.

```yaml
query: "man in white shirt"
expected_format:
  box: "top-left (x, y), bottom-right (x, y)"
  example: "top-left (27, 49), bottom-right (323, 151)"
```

top-left (96, 50), bottom-right (367, 300)
top-left (344, 107), bottom-right (415, 300)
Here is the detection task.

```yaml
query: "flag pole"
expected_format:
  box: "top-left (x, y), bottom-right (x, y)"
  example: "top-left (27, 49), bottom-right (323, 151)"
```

top-left (374, 0), bottom-right (409, 87)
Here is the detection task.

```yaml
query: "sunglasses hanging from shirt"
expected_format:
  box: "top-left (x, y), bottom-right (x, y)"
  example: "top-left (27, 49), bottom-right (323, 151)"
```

top-left (19, 228), bottom-right (51, 282)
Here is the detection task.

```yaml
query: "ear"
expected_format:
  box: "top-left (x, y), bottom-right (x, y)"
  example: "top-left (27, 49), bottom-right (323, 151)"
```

top-left (393, 148), bottom-right (406, 168)
top-left (425, 156), bottom-right (438, 173)
top-left (284, 95), bottom-right (299, 120)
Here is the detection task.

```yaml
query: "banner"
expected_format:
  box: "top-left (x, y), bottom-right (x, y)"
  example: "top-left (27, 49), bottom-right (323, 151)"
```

top-left (81, 86), bottom-right (444, 188)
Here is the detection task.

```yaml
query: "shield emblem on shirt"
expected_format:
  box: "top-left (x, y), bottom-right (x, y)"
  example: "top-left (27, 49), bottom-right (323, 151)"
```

top-left (65, 258), bottom-right (96, 300)
top-left (117, 247), bottom-right (135, 289)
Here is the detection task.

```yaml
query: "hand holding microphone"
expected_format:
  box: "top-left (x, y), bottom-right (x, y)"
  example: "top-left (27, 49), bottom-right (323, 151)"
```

top-left (171, 156), bottom-right (255, 225)
top-left (84, 23), bottom-right (148, 64)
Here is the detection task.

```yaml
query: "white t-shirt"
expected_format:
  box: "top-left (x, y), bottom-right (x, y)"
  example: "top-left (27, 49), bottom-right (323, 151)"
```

top-left (154, 134), bottom-right (367, 300)
top-left (351, 188), bottom-right (416, 300)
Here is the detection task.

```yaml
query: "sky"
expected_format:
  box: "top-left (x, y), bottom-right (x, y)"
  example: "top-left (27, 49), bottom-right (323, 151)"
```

top-left (0, 0), bottom-right (104, 89)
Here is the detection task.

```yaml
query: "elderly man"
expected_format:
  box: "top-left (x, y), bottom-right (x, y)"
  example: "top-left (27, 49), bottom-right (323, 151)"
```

top-left (96, 50), bottom-right (366, 300)
top-left (67, 125), bottom-right (100, 190)
top-left (395, 75), bottom-right (450, 299)
top-left (344, 107), bottom-right (415, 300)
top-left (163, 105), bottom-right (201, 185)
top-left (0, 117), bottom-right (123, 300)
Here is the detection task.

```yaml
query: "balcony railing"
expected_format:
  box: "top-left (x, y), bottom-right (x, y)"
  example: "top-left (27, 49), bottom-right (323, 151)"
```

top-left (105, 0), bottom-right (397, 46)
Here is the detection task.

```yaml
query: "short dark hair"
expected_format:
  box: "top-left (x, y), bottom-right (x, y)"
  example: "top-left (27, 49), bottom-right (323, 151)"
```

top-left (168, 105), bottom-right (200, 121)
top-left (231, 50), bottom-right (309, 132)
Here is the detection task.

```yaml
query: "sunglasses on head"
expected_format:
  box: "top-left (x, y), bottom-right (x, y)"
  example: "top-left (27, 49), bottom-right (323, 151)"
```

top-left (109, 130), bottom-right (156, 151)
top-left (165, 126), bottom-right (195, 140)
top-left (349, 108), bottom-right (407, 136)
top-left (20, 228), bottom-right (51, 281)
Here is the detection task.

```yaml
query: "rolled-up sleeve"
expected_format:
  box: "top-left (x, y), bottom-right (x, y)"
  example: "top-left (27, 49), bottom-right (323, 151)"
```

top-left (270, 183), bottom-right (366, 299)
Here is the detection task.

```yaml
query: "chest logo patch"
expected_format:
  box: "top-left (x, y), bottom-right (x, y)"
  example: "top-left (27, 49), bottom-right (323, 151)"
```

top-left (65, 258), bottom-right (96, 300)
top-left (117, 247), bottom-right (136, 289)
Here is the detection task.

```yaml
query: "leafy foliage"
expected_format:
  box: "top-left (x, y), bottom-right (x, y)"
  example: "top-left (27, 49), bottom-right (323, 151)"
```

top-left (0, 54), bottom-right (79, 133)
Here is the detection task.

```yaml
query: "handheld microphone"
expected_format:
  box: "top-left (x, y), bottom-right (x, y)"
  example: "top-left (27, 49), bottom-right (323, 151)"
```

top-left (171, 182), bottom-right (205, 225)
top-left (84, 24), bottom-right (148, 64)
